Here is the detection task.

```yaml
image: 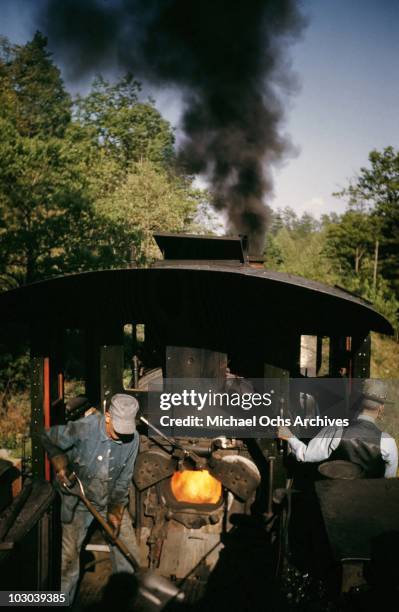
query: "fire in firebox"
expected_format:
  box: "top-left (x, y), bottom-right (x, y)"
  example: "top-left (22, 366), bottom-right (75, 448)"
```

top-left (171, 469), bottom-right (222, 504)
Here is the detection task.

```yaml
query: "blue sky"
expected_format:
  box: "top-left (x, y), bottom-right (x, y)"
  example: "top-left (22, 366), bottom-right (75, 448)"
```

top-left (1, 0), bottom-right (398, 217)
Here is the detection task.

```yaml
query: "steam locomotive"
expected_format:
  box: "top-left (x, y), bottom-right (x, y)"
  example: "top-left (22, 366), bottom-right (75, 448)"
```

top-left (0, 233), bottom-right (396, 610)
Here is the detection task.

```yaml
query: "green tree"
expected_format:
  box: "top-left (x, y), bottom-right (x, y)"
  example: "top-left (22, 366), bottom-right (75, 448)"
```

top-left (264, 232), bottom-right (284, 267)
top-left (334, 147), bottom-right (399, 294)
top-left (74, 76), bottom-right (210, 264)
top-left (0, 32), bottom-right (71, 138)
top-left (272, 207), bottom-right (321, 235)
top-left (342, 267), bottom-right (398, 334)
top-left (266, 226), bottom-right (337, 284)
top-left (265, 210), bottom-right (336, 283)
top-left (0, 117), bottom-right (111, 286)
top-left (265, 206), bottom-right (398, 332)
top-left (0, 34), bottom-right (129, 287)
top-left (0, 35), bottom-right (206, 287)
top-left (97, 160), bottom-right (203, 264)
top-left (74, 75), bottom-right (175, 167)
top-left (324, 210), bottom-right (378, 276)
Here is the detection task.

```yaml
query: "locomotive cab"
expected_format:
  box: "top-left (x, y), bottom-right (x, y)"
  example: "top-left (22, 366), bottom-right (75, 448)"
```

top-left (0, 233), bottom-right (395, 606)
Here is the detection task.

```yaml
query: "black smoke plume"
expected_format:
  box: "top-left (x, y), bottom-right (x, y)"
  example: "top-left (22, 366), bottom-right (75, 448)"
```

top-left (41, 0), bottom-right (306, 254)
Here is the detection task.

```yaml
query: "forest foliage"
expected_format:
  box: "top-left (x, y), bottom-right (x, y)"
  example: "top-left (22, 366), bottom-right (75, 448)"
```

top-left (265, 146), bottom-right (399, 335)
top-left (0, 32), bottom-right (204, 289)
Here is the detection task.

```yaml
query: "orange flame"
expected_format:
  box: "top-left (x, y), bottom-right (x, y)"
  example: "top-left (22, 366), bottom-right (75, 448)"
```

top-left (171, 470), bottom-right (222, 504)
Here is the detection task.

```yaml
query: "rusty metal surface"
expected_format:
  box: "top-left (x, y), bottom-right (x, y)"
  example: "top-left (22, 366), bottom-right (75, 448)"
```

top-left (209, 453), bottom-right (261, 501)
top-left (3, 479), bottom-right (54, 543)
top-left (315, 479), bottom-right (399, 560)
top-left (0, 479), bottom-right (54, 578)
top-left (0, 480), bottom-right (33, 541)
top-left (134, 449), bottom-right (176, 491)
top-left (157, 521), bottom-right (222, 579)
top-left (165, 346), bottom-right (227, 379)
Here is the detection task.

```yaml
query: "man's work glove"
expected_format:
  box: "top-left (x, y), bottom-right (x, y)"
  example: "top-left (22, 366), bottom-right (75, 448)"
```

top-left (51, 454), bottom-right (74, 490)
top-left (107, 504), bottom-right (125, 539)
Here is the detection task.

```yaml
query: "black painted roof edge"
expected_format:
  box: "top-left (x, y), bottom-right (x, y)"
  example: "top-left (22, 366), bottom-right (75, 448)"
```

top-left (0, 263), bottom-right (393, 335)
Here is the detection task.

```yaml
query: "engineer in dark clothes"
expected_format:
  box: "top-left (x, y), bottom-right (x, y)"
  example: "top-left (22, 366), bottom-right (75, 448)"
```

top-left (41, 393), bottom-right (140, 604)
top-left (278, 379), bottom-right (398, 478)
top-left (277, 380), bottom-right (397, 579)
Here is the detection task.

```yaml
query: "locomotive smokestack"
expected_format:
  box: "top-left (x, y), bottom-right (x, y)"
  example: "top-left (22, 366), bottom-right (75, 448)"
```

top-left (40, 1), bottom-right (306, 255)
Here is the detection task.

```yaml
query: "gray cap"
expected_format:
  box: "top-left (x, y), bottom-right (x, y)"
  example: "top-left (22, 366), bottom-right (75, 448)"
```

top-left (361, 379), bottom-right (392, 406)
top-left (109, 394), bottom-right (139, 434)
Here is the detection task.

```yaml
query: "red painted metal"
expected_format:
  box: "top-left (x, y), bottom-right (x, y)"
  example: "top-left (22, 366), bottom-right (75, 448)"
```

top-left (57, 371), bottom-right (64, 401)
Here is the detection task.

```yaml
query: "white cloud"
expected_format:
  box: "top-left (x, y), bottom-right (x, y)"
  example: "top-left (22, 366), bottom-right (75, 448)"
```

top-left (298, 196), bottom-right (326, 215)
top-left (271, 196), bottom-right (347, 218)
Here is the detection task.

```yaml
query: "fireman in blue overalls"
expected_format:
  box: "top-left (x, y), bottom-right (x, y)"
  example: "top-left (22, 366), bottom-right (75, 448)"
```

top-left (41, 394), bottom-right (140, 604)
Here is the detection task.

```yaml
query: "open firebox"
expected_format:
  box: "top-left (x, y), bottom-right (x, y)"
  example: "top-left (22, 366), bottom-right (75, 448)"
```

top-left (132, 429), bottom-right (262, 589)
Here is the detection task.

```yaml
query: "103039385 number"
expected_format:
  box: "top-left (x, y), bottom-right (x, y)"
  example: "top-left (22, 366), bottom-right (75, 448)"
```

top-left (3, 592), bottom-right (68, 606)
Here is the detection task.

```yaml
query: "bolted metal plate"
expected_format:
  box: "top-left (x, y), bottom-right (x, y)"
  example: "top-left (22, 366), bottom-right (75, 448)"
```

top-left (208, 453), bottom-right (261, 501)
top-left (134, 449), bottom-right (176, 491)
top-left (315, 479), bottom-right (399, 560)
